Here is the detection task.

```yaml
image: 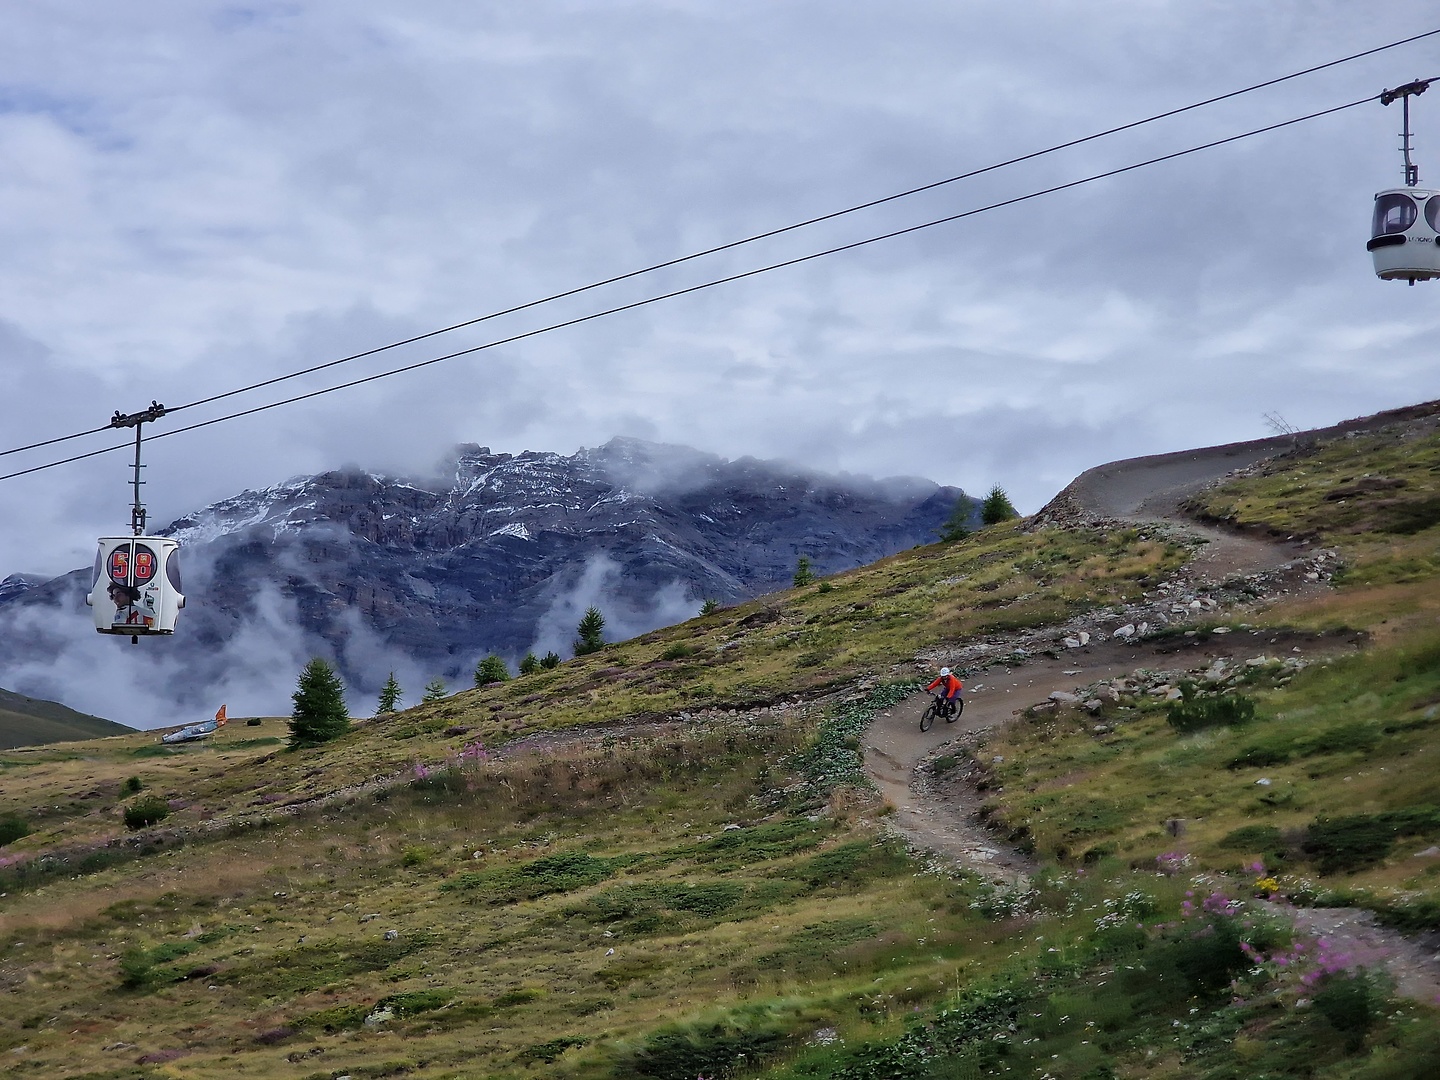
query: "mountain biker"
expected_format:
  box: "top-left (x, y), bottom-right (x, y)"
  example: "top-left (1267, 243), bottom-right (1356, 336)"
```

top-left (925, 667), bottom-right (963, 717)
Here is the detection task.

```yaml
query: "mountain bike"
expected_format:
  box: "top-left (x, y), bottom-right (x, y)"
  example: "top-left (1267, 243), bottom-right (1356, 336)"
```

top-left (920, 693), bottom-right (963, 731)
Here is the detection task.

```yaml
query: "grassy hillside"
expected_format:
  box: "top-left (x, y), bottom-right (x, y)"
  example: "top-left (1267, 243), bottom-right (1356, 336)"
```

top-left (0, 687), bottom-right (131, 750)
top-left (1, 417), bottom-right (1438, 1079)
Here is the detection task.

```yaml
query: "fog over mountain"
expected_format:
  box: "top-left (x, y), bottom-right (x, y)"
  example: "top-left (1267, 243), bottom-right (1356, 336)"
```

top-left (0, 438), bottom-right (964, 728)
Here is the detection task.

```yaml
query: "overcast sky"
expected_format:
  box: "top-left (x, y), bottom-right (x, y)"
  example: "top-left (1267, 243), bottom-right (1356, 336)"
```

top-left (3, 2), bottom-right (1439, 585)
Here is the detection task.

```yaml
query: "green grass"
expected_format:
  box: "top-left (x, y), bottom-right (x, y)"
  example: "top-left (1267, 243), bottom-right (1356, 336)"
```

top-left (3, 417), bottom-right (1440, 1077)
top-left (1185, 421), bottom-right (1440, 593)
top-left (980, 625), bottom-right (1440, 897)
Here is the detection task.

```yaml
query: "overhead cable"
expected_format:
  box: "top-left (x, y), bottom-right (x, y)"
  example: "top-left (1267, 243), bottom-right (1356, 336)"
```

top-left (0, 90), bottom-right (1389, 484)
top-left (1, 26), bottom-right (1435, 465)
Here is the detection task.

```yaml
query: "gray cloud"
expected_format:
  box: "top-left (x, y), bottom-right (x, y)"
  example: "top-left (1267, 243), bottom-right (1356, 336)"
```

top-left (1, 2), bottom-right (1438, 581)
top-left (528, 553), bottom-right (700, 662)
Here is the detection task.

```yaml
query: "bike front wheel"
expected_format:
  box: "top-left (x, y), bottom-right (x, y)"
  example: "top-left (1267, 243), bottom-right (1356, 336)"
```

top-left (920, 703), bottom-right (938, 732)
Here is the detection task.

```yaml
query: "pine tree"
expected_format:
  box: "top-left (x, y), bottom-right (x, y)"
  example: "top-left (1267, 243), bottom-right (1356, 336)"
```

top-left (793, 556), bottom-right (816, 587)
top-left (573, 607), bottom-right (606, 656)
top-left (939, 496), bottom-right (976, 542)
top-left (288, 658), bottom-right (350, 748)
top-left (540, 651), bottom-right (562, 669)
top-left (376, 672), bottom-right (403, 714)
top-left (519, 652), bottom-right (540, 675)
top-left (699, 598), bottom-right (720, 616)
top-left (980, 485), bottom-right (1019, 525)
top-left (422, 678), bottom-right (448, 703)
top-left (474, 654), bottom-right (511, 686)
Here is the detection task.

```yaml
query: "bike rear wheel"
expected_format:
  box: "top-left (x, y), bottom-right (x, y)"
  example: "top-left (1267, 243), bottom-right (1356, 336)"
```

top-left (920, 703), bottom-right (938, 732)
top-left (946, 697), bottom-right (964, 722)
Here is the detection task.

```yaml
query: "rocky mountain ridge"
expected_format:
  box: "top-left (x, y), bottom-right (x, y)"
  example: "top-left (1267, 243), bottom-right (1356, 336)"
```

top-left (0, 437), bottom-right (966, 712)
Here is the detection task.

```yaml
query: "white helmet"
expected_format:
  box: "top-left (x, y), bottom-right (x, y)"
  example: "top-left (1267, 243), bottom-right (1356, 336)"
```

top-left (939, 667), bottom-right (951, 676)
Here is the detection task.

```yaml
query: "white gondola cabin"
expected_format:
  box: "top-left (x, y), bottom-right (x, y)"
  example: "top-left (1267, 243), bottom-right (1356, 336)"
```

top-left (86, 536), bottom-right (184, 638)
top-left (1371, 79), bottom-right (1440, 283)
top-left (1369, 187), bottom-right (1440, 282)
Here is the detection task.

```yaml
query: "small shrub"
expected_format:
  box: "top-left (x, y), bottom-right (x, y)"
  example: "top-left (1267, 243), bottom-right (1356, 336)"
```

top-left (1313, 970), bottom-right (1388, 1051)
top-left (444, 850), bottom-right (625, 903)
top-left (121, 776), bottom-right (143, 794)
top-left (1226, 734), bottom-right (1295, 769)
top-left (1305, 721), bottom-right (1381, 755)
top-left (1167, 692), bottom-right (1255, 733)
top-left (1166, 916), bottom-right (1248, 998)
top-left (660, 643), bottom-right (696, 661)
top-left (123, 796), bottom-right (172, 830)
top-left (624, 1012), bottom-right (791, 1079)
top-left (1370, 896), bottom-right (1440, 933)
top-left (115, 940), bottom-right (196, 991)
top-left (295, 1003), bottom-right (369, 1033)
top-left (380, 989), bottom-right (453, 1016)
top-left (117, 947), bottom-right (158, 989)
top-left (517, 1036), bottom-right (588, 1064)
top-left (0, 812), bottom-right (30, 846)
top-left (494, 987), bottom-right (544, 1007)
top-left (1302, 807), bottom-right (1440, 874)
top-left (246, 717), bottom-right (263, 726)
top-left (1377, 495), bottom-right (1440, 535)
top-left (1218, 824), bottom-right (1286, 855)
top-left (474, 654), bottom-right (511, 686)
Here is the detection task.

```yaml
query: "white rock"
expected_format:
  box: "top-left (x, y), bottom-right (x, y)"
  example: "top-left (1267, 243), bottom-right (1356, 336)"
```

top-left (1049, 691), bottom-right (1080, 704)
top-left (1078, 631), bottom-right (1090, 646)
top-left (1114, 624), bottom-right (1135, 639)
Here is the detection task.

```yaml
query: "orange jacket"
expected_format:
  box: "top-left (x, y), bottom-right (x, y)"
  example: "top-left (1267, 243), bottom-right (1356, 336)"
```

top-left (926, 673), bottom-right (963, 697)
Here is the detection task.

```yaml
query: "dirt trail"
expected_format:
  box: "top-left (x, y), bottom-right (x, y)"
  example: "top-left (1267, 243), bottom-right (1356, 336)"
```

top-left (863, 411), bottom-right (1440, 1002)
top-left (864, 631), bottom-right (1308, 885)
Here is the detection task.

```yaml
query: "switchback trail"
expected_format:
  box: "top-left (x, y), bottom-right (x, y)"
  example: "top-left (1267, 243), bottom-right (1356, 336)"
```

top-left (862, 405), bottom-right (1440, 1001)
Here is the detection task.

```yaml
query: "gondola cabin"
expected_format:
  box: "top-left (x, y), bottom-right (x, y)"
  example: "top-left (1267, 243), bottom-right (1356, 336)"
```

top-left (1369, 186), bottom-right (1440, 282)
top-left (86, 536), bottom-right (184, 638)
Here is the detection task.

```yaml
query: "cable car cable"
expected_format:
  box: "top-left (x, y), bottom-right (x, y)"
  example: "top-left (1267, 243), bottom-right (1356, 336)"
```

top-left (144, 27), bottom-right (1440, 420)
top-left (0, 89), bottom-right (1393, 485)
top-left (0, 422), bottom-right (122, 460)
top-left (2, 25), bottom-right (1435, 466)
